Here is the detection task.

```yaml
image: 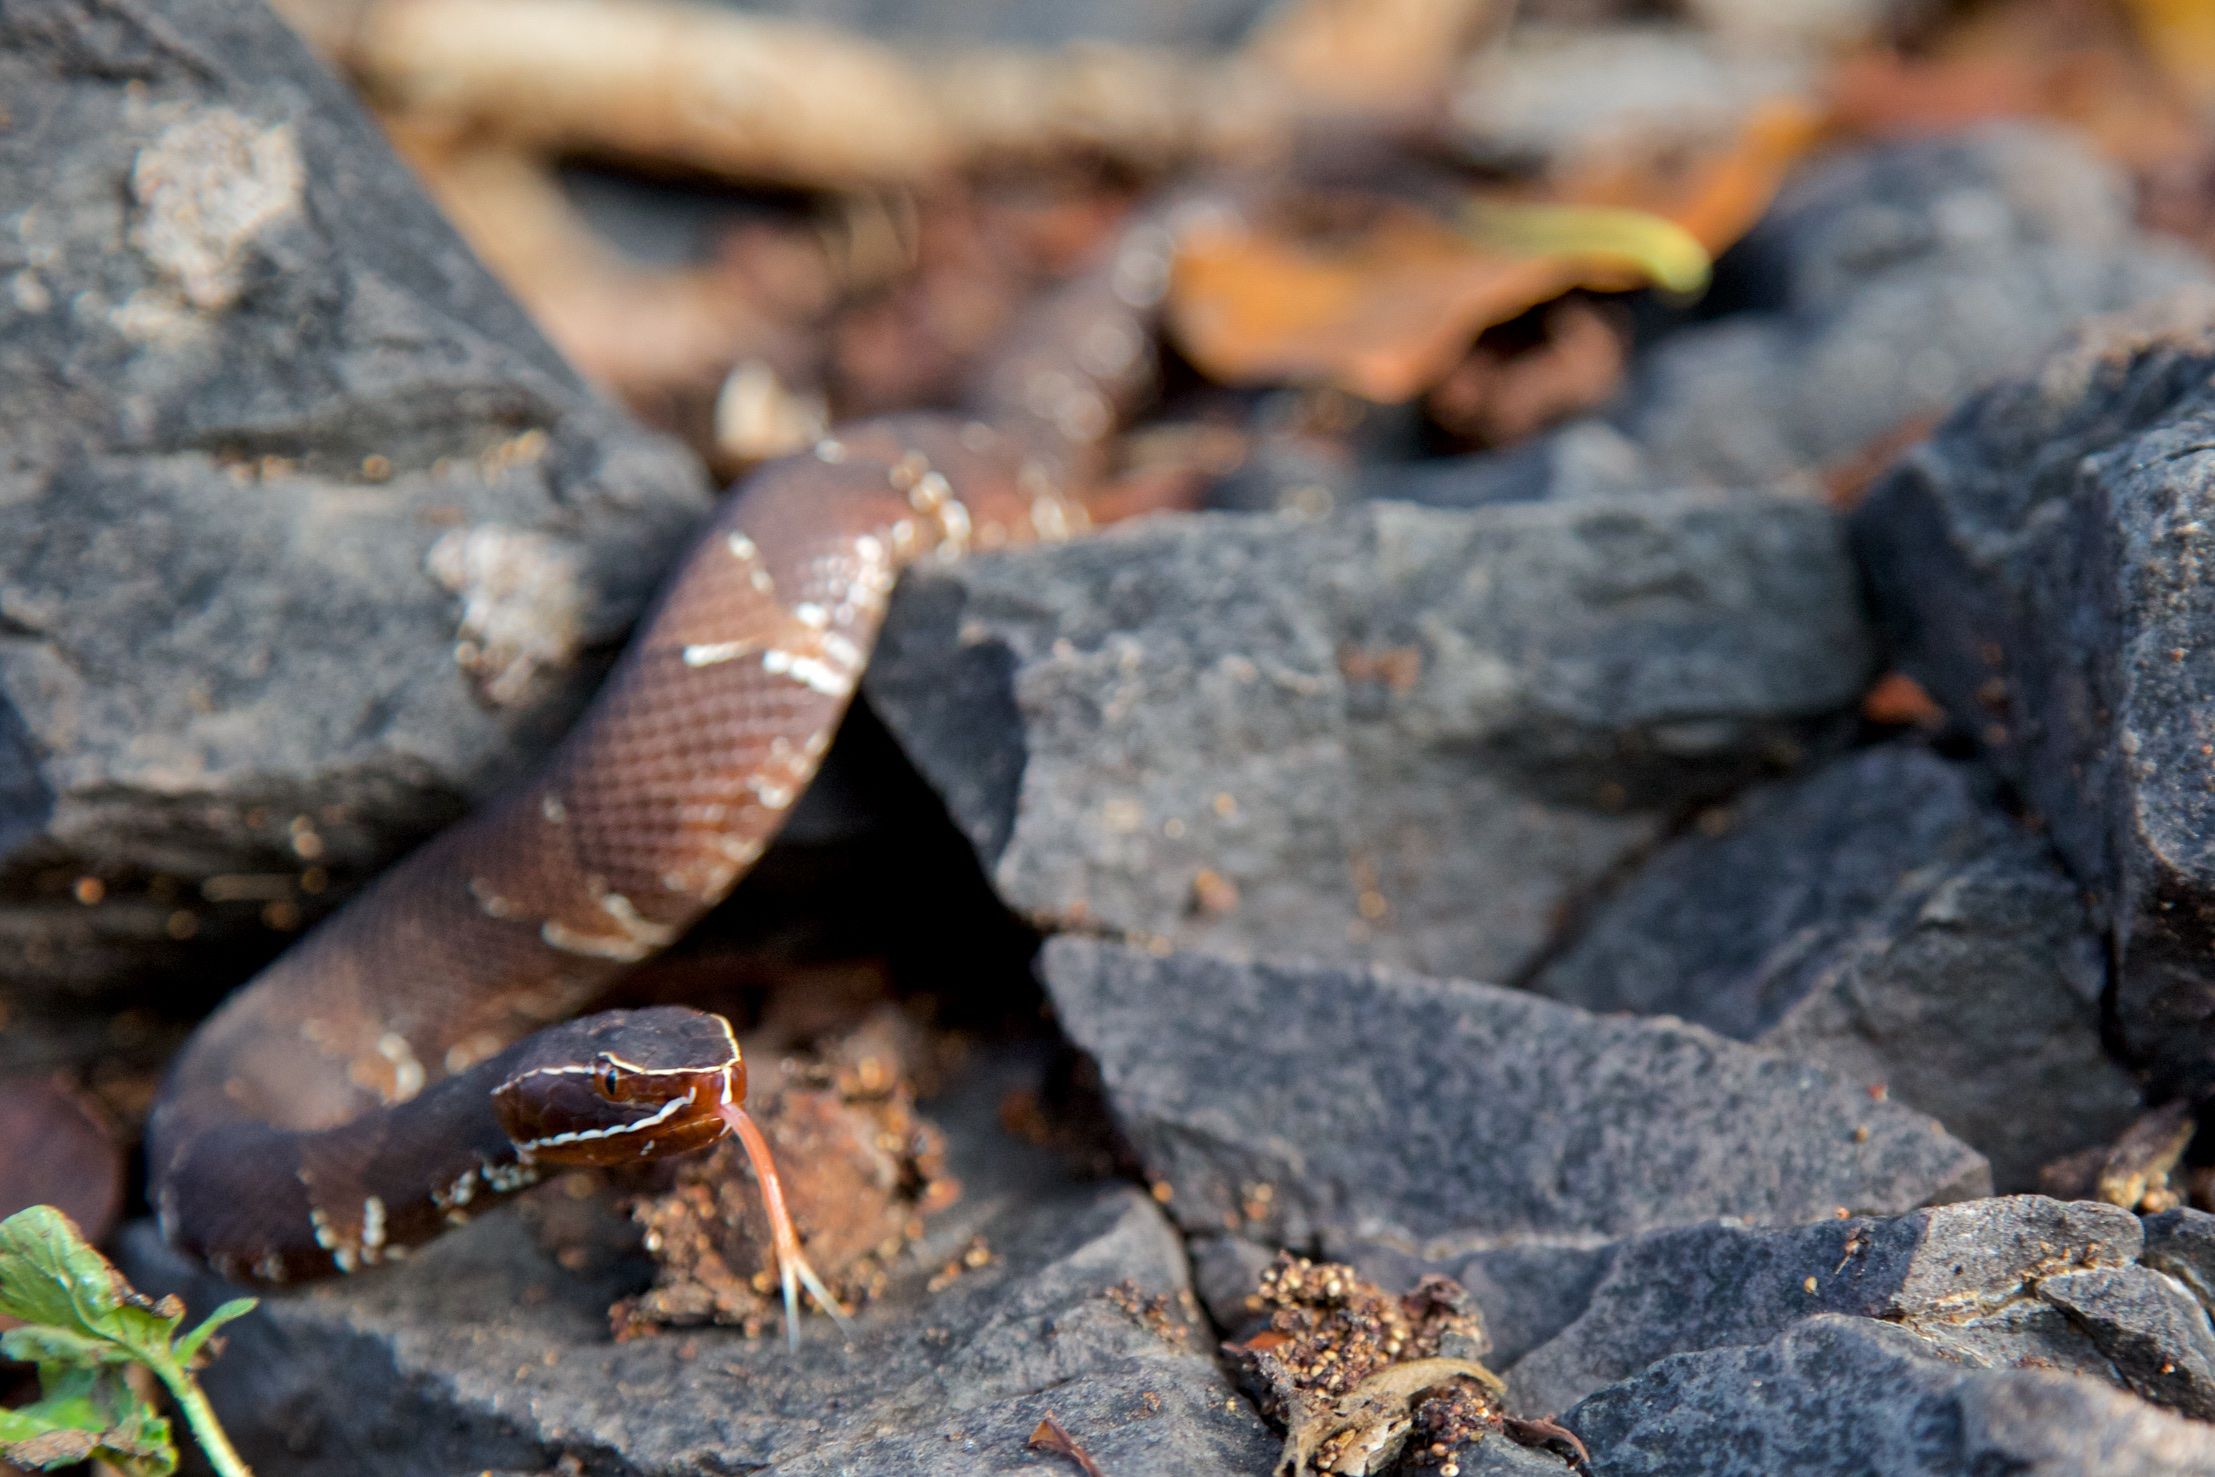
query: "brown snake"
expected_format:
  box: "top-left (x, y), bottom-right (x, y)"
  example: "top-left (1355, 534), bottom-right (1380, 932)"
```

top-left (146, 210), bottom-right (1177, 1337)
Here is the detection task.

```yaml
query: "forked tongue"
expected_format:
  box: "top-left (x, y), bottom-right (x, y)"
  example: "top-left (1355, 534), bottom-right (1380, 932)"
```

top-left (717, 1102), bottom-right (854, 1348)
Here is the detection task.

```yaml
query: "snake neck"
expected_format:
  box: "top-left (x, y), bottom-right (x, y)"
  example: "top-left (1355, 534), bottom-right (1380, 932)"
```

top-left (151, 1047), bottom-right (538, 1284)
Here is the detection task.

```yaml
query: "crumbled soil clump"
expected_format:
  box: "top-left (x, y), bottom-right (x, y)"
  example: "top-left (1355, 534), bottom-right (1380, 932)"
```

top-left (611, 1010), bottom-right (958, 1339)
top-left (1229, 1253), bottom-right (1565, 1477)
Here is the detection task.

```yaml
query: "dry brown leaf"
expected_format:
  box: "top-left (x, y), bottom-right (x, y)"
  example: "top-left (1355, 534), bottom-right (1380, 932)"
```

top-left (1559, 98), bottom-right (1824, 260)
top-left (1275, 1358), bottom-right (1504, 1477)
top-left (1824, 10), bottom-right (2201, 173)
top-left (1027, 1413), bottom-right (1108, 1477)
top-left (1862, 672), bottom-right (1946, 729)
top-left (1424, 300), bottom-right (1628, 446)
top-left (1171, 204), bottom-right (1596, 403)
top-left (1167, 100), bottom-right (1819, 402)
top-left (294, 0), bottom-right (1433, 190)
top-left (2120, 0), bottom-right (2215, 109)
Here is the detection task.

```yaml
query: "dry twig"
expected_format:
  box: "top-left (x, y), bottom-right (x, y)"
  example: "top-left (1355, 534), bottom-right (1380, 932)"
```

top-left (279, 0), bottom-right (1499, 189)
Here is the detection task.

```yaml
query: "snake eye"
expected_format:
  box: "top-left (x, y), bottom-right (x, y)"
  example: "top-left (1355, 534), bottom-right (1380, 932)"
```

top-left (594, 1058), bottom-right (622, 1098)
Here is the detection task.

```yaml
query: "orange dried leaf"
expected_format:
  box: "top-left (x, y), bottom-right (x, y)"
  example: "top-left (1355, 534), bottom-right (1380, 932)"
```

top-left (1027, 1413), bottom-right (1107, 1477)
top-left (1563, 99), bottom-right (1825, 258)
top-left (1170, 206), bottom-right (1596, 402)
top-left (1167, 100), bottom-right (1819, 401)
top-left (1863, 672), bottom-right (1945, 729)
top-left (1823, 15), bottom-right (2200, 173)
top-left (2121, 0), bottom-right (2215, 107)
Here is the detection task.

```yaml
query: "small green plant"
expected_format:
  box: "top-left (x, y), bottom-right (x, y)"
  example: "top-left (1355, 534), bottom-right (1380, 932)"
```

top-left (0, 1205), bottom-right (256, 1477)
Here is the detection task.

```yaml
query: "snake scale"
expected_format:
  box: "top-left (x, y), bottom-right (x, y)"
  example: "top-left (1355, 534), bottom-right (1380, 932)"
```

top-left (146, 211), bottom-right (1176, 1332)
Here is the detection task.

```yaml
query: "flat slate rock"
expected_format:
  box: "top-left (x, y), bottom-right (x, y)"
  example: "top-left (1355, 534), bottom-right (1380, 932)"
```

top-left (1855, 294), bottom-right (2215, 1092)
top-left (2146, 1207), bottom-right (2215, 1312)
top-left (1493, 1195), bottom-right (2145, 1416)
top-left (869, 493), bottom-right (1871, 987)
top-left (121, 1057), bottom-right (1277, 1477)
top-left (1530, 742), bottom-right (2142, 1188)
top-left (1342, 1193), bottom-right (2215, 1451)
top-left (1039, 937), bottom-right (1990, 1253)
top-left (0, 0), bottom-right (709, 1006)
top-left (2038, 1263), bottom-right (2215, 1422)
top-left (1381, 123), bottom-right (2213, 509)
top-left (1564, 1314), bottom-right (2215, 1477)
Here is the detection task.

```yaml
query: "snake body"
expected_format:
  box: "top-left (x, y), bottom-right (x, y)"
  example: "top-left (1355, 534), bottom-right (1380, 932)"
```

top-left (147, 215), bottom-right (1172, 1287)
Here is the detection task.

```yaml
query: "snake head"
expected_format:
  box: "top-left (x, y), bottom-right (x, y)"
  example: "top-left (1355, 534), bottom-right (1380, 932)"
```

top-left (490, 1007), bottom-right (747, 1166)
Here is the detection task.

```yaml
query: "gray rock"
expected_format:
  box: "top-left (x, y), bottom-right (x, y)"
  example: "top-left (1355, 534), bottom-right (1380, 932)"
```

top-left (0, 0), bottom-right (710, 1004)
top-left (1530, 743), bottom-right (2142, 1187)
top-left (1451, 25), bottom-right (1812, 170)
top-left (1342, 1194), bottom-right (2215, 1434)
top-left (1533, 745), bottom-right (2004, 1028)
top-left (1362, 422), bottom-right (1650, 511)
top-left (120, 1057), bottom-right (1278, 1477)
top-left (734, 0), bottom-right (1270, 49)
top-left (2146, 1208), bottom-right (2215, 1313)
top-left (1630, 125), bottom-right (2213, 493)
top-left (2040, 1264), bottom-right (2215, 1420)
top-left (1393, 125), bottom-right (2213, 509)
top-left (1631, 259), bottom-right (2205, 502)
top-left (1742, 122), bottom-right (2152, 316)
top-left (1680, 0), bottom-right (1912, 49)
top-left (869, 493), bottom-right (1871, 986)
top-left (1501, 1196), bottom-right (2140, 1415)
top-left (1343, 1238), bottom-right (1620, 1374)
top-left (1455, 1439), bottom-right (1581, 1476)
top-left (1565, 1315), bottom-right (2215, 1476)
top-left (1038, 938), bottom-right (1990, 1254)
top-left (1854, 294), bottom-right (2215, 1091)
top-left (1188, 1231), bottom-right (1280, 1330)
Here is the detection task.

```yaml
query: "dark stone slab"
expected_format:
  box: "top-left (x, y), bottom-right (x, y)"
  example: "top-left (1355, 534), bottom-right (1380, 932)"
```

top-left (1038, 938), bottom-right (1990, 1255)
top-left (1533, 744), bottom-right (2006, 1029)
top-left (1499, 1196), bottom-right (2140, 1416)
top-left (1565, 1314), bottom-right (2215, 1477)
top-left (1530, 743), bottom-right (2142, 1187)
top-left (2145, 1208), bottom-right (2215, 1313)
top-left (1340, 1238), bottom-right (1621, 1376)
top-left (2039, 1264), bottom-right (2215, 1421)
top-left (1854, 294), bottom-right (2215, 1091)
top-left (869, 493), bottom-right (1871, 987)
top-left (0, 0), bottom-right (710, 1003)
top-left (120, 1057), bottom-right (1278, 1477)
top-left (1338, 1193), bottom-right (2215, 1437)
top-left (1455, 1438), bottom-right (1581, 1476)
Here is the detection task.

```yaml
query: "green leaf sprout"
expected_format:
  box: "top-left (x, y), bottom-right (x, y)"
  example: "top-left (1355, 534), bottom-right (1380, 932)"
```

top-left (0, 1206), bottom-right (256, 1477)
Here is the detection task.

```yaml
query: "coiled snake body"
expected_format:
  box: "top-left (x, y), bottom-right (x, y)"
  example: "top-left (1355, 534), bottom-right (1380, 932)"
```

top-left (147, 221), bottom-right (1171, 1328)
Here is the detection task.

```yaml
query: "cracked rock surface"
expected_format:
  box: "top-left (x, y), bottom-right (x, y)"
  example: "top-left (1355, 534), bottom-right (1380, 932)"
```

top-left (868, 493), bottom-right (1871, 987)
top-left (1206, 1195), bottom-right (2215, 1472)
top-left (1855, 295), bottom-right (2215, 1093)
top-left (0, 0), bottom-right (709, 1010)
top-left (1529, 742), bottom-right (2144, 1188)
top-left (1566, 1314), bottom-right (2215, 1477)
top-left (1040, 937), bottom-right (1991, 1252)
